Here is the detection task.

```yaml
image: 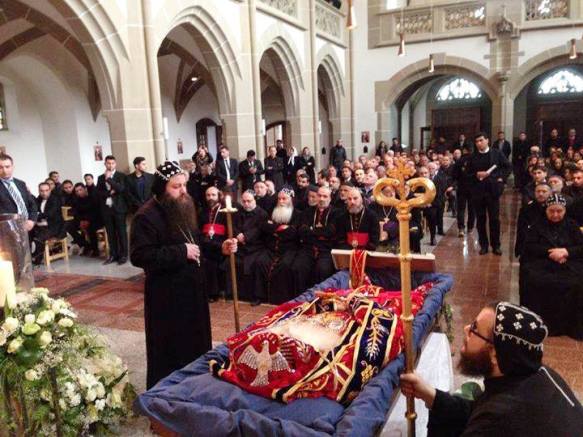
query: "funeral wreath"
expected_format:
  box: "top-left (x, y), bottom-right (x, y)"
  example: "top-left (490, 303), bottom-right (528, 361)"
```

top-left (0, 287), bottom-right (135, 436)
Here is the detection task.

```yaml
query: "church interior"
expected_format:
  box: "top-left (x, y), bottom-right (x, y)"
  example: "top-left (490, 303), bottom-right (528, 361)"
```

top-left (1, 0), bottom-right (583, 435)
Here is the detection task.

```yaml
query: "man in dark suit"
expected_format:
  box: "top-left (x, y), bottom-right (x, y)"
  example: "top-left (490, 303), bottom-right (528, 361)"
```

top-left (467, 132), bottom-right (512, 255)
top-left (96, 155), bottom-right (129, 265)
top-left (264, 145), bottom-right (285, 190)
top-left (239, 150), bottom-right (264, 192)
top-left (215, 145), bottom-right (239, 199)
top-left (32, 182), bottom-right (65, 264)
top-left (126, 156), bottom-right (154, 213)
top-left (492, 131), bottom-right (512, 159)
top-left (329, 139), bottom-right (347, 173)
top-left (0, 153), bottom-right (37, 231)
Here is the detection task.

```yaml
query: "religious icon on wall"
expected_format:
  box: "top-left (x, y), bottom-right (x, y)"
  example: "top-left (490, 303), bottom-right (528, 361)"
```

top-left (361, 131), bottom-right (370, 144)
top-left (0, 146), bottom-right (5, 155)
top-left (94, 145), bottom-right (103, 161)
top-left (177, 139), bottom-right (184, 155)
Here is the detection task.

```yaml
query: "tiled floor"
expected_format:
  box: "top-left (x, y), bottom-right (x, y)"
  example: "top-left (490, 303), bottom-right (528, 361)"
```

top-left (34, 191), bottom-right (583, 398)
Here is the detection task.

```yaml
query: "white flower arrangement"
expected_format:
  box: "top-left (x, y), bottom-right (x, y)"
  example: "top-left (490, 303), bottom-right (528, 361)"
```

top-left (0, 288), bottom-right (136, 436)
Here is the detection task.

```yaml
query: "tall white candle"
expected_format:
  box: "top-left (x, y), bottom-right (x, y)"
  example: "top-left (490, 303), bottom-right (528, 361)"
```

top-left (0, 260), bottom-right (16, 309)
top-left (225, 195), bottom-right (232, 210)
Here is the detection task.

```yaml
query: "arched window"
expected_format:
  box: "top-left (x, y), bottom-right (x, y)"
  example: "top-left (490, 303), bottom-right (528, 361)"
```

top-left (537, 69), bottom-right (583, 95)
top-left (0, 84), bottom-right (6, 130)
top-left (436, 78), bottom-right (482, 101)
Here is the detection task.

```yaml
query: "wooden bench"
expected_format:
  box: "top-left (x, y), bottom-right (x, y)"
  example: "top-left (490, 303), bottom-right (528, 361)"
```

top-left (44, 238), bottom-right (69, 268)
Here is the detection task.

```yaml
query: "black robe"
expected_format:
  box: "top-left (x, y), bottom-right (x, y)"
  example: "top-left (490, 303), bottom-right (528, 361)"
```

top-left (370, 201), bottom-right (422, 253)
top-left (264, 156), bottom-right (285, 190)
top-left (514, 201), bottom-right (545, 258)
top-left (336, 207), bottom-right (380, 251)
top-left (199, 204), bottom-right (227, 299)
top-left (254, 211), bottom-right (306, 304)
top-left (232, 206), bottom-right (267, 300)
top-left (256, 194), bottom-right (276, 215)
top-left (520, 217), bottom-right (583, 339)
top-left (427, 367), bottom-right (583, 436)
top-left (297, 206), bottom-right (340, 285)
top-left (130, 198), bottom-right (214, 389)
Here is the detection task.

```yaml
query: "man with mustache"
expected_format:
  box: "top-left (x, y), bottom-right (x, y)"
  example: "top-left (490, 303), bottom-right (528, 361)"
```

top-left (298, 186), bottom-right (339, 285)
top-left (130, 161), bottom-right (237, 389)
top-left (254, 187), bottom-right (304, 304)
top-left (336, 187), bottom-right (379, 250)
top-left (198, 186), bottom-right (228, 302)
top-left (400, 302), bottom-right (583, 436)
top-left (232, 190), bottom-right (267, 306)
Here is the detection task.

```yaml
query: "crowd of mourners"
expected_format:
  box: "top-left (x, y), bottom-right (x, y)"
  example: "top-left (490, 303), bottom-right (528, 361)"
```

top-left (0, 126), bottom-right (581, 338)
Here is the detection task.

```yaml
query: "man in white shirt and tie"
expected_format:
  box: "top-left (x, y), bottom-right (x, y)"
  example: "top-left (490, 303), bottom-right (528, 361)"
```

top-left (0, 153), bottom-right (37, 230)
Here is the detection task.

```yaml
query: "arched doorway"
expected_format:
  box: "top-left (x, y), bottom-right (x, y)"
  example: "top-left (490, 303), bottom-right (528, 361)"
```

top-left (396, 75), bottom-right (491, 150)
top-left (0, 0), bottom-right (116, 187)
top-left (260, 49), bottom-right (294, 153)
top-left (514, 66), bottom-right (583, 145)
top-left (157, 25), bottom-right (222, 162)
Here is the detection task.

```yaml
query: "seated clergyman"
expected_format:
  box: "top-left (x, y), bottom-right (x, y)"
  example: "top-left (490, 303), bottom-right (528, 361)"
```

top-left (400, 302), bottom-right (583, 436)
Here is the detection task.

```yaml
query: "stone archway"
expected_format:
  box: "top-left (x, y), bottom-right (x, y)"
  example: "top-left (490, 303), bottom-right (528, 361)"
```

top-left (375, 54), bottom-right (498, 144)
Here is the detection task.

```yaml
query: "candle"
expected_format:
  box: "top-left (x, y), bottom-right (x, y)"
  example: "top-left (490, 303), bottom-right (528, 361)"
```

top-left (0, 260), bottom-right (16, 309)
top-left (225, 195), bottom-right (232, 210)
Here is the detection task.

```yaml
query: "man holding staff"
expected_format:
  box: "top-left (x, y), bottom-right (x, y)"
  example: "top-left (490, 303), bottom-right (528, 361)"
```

top-left (130, 161), bottom-right (237, 389)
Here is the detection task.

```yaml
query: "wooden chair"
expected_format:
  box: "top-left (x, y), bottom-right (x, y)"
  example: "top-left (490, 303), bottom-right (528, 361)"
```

top-left (44, 238), bottom-right (69, 268)
top-left (61, 206), bottom-right (74, 222)
top-left (96, 228), bottom-right (110, 258)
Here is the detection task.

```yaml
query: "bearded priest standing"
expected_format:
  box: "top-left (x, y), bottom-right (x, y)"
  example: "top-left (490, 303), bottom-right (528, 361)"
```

top-left (130, 161), bottom-right (237, 389)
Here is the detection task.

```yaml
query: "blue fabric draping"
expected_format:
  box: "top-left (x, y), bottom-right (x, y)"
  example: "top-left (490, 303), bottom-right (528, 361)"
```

top-left (135, 269), bottom-right (453, 437)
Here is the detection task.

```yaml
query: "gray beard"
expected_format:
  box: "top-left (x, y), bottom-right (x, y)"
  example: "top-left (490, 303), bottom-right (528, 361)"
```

top-left (243, 204), bottom-right (256, 212)
top-left (348, 205), bottom-right (364, 215)
top-left (272, 205), bottom-right (293, 224)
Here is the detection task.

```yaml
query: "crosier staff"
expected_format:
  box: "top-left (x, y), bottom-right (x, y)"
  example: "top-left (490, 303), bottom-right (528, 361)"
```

top-left (220, 195), bottom-right (241, 333)
top-left (372, 158), bottom-right (436, 437)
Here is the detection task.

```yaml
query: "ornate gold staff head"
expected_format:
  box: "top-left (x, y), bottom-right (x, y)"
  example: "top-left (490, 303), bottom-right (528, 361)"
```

top-left (372, 157), bottom-right (436, 212)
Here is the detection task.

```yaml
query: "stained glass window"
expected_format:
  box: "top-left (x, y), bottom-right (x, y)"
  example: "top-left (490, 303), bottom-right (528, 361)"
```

top-left (0, 84), bottom-right (6, 130)
top-left (436, 78), bottom-right (482, 101)
top-left (537, 70), bottom-right (583, 95)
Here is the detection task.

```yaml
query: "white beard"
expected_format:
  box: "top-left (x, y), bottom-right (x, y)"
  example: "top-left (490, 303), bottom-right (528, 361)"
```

top-left (348, 204), bottom-right (363, 215)
top-left (272, 205), bottom-right (293, 224)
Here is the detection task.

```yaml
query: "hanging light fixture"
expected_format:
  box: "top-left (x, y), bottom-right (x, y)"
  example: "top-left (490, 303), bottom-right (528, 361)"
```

top-left (428, 54), bottom-right (435, 73)
top-left (346, 0), bottom-right (356, 30)
top-left (569, 38), bottom-right (578, 59)
top-left (398, 32), bottom-right (406, 56)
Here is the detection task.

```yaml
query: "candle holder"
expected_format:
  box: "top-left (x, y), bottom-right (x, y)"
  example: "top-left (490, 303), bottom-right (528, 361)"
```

top-left (0, 214), bottom-right (34, 293)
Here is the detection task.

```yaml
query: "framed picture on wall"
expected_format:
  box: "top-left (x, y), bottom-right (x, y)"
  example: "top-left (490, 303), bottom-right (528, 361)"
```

top-left (94, 145), bottom-right (103, 161)
top-left (361, 131), bottom-right (370, 143)
top-left (0, 146), bottom-right (5, 155)
top-left (177, 139), bottom-right (184, 155)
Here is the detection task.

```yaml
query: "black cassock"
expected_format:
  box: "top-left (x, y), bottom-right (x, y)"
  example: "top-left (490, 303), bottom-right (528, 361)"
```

top-left (370, 201), bottom-right (423, 253)
top-left (297, 206), bottom-right (340, 286)
top-left (254, 212), bottom-right (307, 304)
top-left (427, 367), bottom-right (583, 436)
top-left (198, 204), bottom-right (227, 299)
top-left (130, 199), bottom-right (214, 389)
top-left (336, 207), bottom-right (380, 251)
top-left (520, 217), bottom-right (583, 339)
top-left (232, 206), bottom-right (267, 301)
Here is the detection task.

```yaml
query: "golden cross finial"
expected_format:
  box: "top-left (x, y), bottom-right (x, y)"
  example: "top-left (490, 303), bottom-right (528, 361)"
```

top-left (387, 158), bottom-right (416, 200)
top-left (373, 157), bottom-right (436, 212)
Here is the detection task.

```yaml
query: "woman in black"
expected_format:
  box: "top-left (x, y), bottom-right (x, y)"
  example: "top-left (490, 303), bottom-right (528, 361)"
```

top-left (191, 145), bottom-right (213, 175)
top-left (520, 194), bottom-right (583, 339)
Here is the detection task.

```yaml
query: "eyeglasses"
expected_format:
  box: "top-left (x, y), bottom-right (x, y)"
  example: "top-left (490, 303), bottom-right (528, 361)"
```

top-left (469, 320), bottom-right (494, 344)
